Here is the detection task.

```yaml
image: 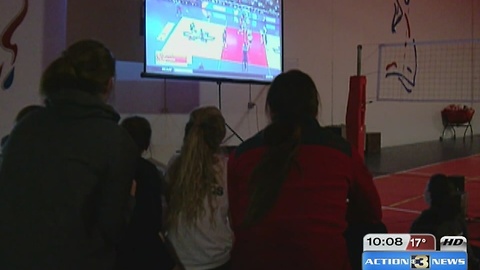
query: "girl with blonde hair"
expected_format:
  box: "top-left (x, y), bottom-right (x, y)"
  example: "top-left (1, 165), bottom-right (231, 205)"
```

top-left (165, 106), bottom-right (233, 270)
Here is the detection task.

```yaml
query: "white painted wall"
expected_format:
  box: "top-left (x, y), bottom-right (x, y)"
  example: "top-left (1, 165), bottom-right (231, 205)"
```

top-left (357, 0), bottom-right (480, 146)
top-left (0, 0), bottom-right (66, 141)
top-left (1, 0), bottom-right (479, 165)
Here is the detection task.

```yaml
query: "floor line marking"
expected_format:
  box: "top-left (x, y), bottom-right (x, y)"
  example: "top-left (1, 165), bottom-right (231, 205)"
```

top-left (388, 195), bottom-right (425, 207)
top-left (373, 154), bottom-right (480, 180)
top-left (401, 172), bottom-right (480, 181)
top-left (382, 206), bottom-right (422, 214)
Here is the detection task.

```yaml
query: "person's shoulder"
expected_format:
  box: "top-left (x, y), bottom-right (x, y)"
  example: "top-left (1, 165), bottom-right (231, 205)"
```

top-left (138, 157), bottom-right (158, 170)
top-left (166, 152), bottom-right (180, 167)
top-left (232, 131), bottom-right (264, 158)
top-left (103, 124), bottom-right (139, 157)
top-left (302, 121), bottom-right (352, 156)
top-left (416, 209), bottom-right (439, 221)
top-left (410, 209), bottom-right (439, 232)
top-left (136, 157), bottom-right (164, 183)
top-left (146, 157), bottom-right (168, 175)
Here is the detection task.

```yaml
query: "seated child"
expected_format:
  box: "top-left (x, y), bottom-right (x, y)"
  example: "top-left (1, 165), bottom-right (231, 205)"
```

top-left (410, 174), bottom-right (479, 269)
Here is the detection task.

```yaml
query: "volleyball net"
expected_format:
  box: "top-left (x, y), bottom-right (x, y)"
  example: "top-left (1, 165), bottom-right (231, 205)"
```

top-left (376, 39), bottom-right (480, 102)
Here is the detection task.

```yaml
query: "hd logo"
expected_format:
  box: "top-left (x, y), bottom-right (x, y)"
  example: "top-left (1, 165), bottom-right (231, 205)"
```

top-left (411, 255), bottom-right (430, 269)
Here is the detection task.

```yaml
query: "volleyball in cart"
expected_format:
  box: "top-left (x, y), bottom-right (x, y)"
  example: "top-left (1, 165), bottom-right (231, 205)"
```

top-left (440, 104), bottom-right (475, 141)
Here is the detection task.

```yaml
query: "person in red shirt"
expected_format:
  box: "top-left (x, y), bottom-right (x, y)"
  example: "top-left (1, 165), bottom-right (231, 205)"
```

top-left (227, 69), bottom-right (383, 270)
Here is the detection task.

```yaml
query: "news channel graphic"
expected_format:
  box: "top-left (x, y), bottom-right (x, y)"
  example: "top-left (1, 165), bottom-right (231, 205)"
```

top-left (363, 251), bottom-right (467, 269)
top-left (363, 233), bottom-right (437, 251)
top-left (362, 234), bottom-right (468, 269)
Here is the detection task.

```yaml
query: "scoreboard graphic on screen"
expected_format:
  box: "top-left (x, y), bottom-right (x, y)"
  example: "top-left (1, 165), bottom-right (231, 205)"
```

top-left (362, 234), bottom-right (468, 270)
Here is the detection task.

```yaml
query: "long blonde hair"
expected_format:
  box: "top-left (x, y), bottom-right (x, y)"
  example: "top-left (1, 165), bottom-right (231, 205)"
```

top-left (166, 106), bottom-right (226, 229)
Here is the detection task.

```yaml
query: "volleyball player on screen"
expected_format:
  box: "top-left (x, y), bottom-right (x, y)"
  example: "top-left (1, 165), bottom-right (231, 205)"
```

top-left (242, 40), bottom-right (249, 72)
top-left (261, 23), bottom-right (268, 46)
top-left (223, 28), bottom-right (227, 48)
top-left (200, 29), bottom-right (205, 42)
top-left (238, 14), bottom-right (244, 35)
top-left (175, 0), bottom-right (182, 17)
top-left (247, 29), bottom-right (253, 46)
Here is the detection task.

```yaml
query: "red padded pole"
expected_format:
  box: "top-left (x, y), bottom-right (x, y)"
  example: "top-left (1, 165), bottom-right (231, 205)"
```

top-left (346, 75), bottom-right (366, 160)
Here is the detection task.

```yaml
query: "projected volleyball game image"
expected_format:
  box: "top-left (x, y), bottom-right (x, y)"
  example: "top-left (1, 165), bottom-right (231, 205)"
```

top-left (144, 0), bottom-right (282, 83)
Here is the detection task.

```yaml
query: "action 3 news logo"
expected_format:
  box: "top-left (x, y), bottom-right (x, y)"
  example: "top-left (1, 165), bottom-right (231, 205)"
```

top-left (363, 252), bottom-right (467, 270)
top-left (411, 255), bottom-right (430, 269)
top-left (410, 254), bottom-right (466, 269)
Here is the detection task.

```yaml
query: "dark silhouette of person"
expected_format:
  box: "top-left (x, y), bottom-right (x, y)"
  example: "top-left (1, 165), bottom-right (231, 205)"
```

top-left (115, 116), bottom-right (178, 270)
top-left (0, 104), bottom-right (44, 171)
top-left (0, 39), bottom-right (138, 270)
top-left (1, 104), bottom-right (43, 149)
top-left (411, 174), bottom-right (480, 269)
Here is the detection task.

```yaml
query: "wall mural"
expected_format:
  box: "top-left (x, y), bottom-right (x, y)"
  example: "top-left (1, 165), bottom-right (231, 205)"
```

top-left (378, 1), bottom-right (479, 102)
top-left (0, 0), bottom-right (29, 90)
top-left (385, 0), bottom-right (417, 93)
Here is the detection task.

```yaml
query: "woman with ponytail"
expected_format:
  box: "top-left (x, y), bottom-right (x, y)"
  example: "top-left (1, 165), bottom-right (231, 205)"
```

top-left (227, 70), bottom-right (383, 270)
top-left (165, 106), bottom-right (233, 270)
